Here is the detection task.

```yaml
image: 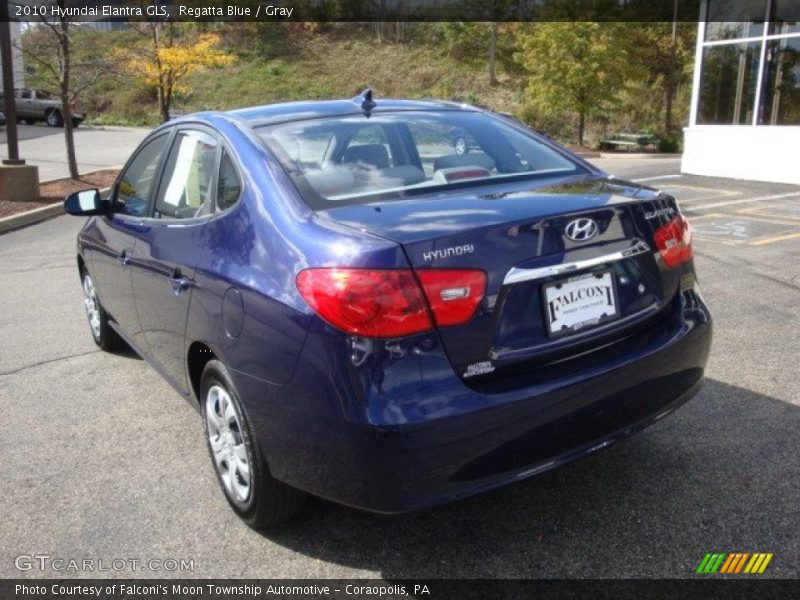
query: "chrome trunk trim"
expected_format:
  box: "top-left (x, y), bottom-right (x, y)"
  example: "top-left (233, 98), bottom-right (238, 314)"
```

top-left (502, 240), bottom-right (651, 285)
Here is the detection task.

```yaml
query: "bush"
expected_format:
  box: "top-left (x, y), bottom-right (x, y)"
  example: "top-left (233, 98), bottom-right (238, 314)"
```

top-left (658, 136), bottom-right (681, 153)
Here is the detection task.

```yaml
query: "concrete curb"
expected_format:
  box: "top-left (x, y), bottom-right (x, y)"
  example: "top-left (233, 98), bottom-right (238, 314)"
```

top-left (0, 202), bottom-right (64, 234)
top-left (0, 185), bottom-right (112, 235)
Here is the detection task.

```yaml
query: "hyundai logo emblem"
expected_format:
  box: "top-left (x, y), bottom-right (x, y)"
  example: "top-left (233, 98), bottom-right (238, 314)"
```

top-left (564, 218), bottom-right (599, 242)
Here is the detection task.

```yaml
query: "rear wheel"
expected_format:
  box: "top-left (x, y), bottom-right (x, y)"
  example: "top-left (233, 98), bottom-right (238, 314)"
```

top-left (201, 360), bottom-right (306, 527)
top-left (81, 271), bottom-right (125, 351)
top-left (46, 109), bottom-right (63, 127)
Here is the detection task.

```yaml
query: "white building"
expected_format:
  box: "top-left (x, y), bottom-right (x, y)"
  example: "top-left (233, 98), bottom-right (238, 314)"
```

top-left (0, 21), bottom-right (26, 91)
top-left (682, 0), bottom-right (800, 185)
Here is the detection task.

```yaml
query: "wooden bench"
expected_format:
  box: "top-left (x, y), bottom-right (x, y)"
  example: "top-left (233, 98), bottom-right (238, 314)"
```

top-left (600, 133), bottom-right (659, 151)
top-left (599, 139), bottom-right (638, 151)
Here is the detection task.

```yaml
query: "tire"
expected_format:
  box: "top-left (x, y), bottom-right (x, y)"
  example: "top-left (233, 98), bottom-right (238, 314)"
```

top-left (201, 359), bottom-right (306, 527)
top-left (81, 270), bottom-right (125, 351)
top-left (46, 109), bottom-right (63, 127)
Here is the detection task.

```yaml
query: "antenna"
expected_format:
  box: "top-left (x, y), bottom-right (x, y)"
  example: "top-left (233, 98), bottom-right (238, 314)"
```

top-left (354, 88), bottom-right (377, 116)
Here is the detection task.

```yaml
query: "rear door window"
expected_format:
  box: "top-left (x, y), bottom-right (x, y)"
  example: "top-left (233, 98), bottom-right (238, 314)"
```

top-left (217, 149), bottom-right (241, 211)
top-left (155, 130), bottom-right (219, 220)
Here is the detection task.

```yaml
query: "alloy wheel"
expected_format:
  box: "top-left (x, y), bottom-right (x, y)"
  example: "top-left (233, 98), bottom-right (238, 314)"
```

top-left (205, 385), bottom-right (252, 503)
top-left (82, 274), bottom-right (102, 339)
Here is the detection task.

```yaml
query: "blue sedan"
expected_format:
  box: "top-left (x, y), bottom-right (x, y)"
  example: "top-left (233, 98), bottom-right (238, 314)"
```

top-left (65, 91), bottom-right (711, 527)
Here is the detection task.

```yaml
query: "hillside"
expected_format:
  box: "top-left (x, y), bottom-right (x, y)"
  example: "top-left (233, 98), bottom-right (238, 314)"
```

top-left (90, 25), bottom-right (520, 124)
top-left (78, 23), bottom-right (692, 148)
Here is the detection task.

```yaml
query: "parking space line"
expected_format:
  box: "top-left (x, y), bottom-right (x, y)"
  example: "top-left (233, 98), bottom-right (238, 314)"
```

top-left (737, 207), bottom-right (800, 222)
top-left (750, 231), bottom-right (800, 246)
top-left (688, 213), bottom-right (800, 246)
top-left (686, 213), bottom-right (726, 220)
top-left (691, 191), bottom-right (800, 211)
top-left (662, 184), bottom-right (741, 204)
top-left (632, 174), bottom-right (682, 182)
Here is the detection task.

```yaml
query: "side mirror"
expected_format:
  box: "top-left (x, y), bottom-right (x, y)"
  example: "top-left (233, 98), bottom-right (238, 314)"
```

top-left (64, 189), bottom-right (109, 216)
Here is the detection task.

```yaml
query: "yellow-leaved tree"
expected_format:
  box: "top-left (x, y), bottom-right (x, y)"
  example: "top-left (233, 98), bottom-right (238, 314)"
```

top-left (118, 24), bottom-right (234, 122)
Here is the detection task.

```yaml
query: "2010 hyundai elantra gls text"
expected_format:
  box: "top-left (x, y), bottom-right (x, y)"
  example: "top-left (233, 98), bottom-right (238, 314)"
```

top-left (65, 91), bottom-right (712, 527)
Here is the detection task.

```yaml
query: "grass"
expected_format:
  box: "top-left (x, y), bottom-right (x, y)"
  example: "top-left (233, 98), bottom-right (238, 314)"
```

top-left (93, 27), bottom-right (522, 126)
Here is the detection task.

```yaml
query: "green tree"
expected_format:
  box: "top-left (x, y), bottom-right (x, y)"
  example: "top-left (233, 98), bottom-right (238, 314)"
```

top-left (627, 22), bottom-right (695, 136)
top-left (516, 23), bottom-right (632, 146)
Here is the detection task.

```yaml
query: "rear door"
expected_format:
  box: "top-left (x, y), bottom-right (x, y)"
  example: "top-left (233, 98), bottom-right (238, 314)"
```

top-left (129, 127), bottom-right (220, 393)
top-left (85, 132), bottom-right (171, 343)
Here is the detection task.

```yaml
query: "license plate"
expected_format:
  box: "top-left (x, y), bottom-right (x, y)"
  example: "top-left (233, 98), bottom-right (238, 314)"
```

top-left (543, 270), bottom-right (619, 338)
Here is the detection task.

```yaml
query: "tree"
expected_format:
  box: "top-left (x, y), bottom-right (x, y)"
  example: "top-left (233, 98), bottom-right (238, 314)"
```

top-left (442, 22), bottom-right (503, 86)
top-left (625, 22), bottom-right (694, 136)
top-left (118, 23), bottom-right (234, 123)
top-left (16, 1), bottom-right (111, 179)
top-left (516, 23), bottom-right (632, 146)
top-left (488, 22), bottom-right (498, 86)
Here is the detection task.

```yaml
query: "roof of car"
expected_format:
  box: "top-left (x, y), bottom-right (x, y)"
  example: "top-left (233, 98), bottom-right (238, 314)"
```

top-left (226, 98), bottom-right (475, 127)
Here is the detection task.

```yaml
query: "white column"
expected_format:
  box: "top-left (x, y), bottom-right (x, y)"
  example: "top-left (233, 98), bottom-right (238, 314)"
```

top-left (688, 16), bottom-right (706, 127)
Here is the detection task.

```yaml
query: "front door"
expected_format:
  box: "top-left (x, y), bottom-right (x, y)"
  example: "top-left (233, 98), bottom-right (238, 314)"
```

top-left (86, 132), bottom-right (171, 344)
top-left (130, 128), bottom-right (220, 393)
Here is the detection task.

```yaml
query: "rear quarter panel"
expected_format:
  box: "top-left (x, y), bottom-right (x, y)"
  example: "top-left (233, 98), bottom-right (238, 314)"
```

top-left (183, 116), bottom-right (406, 392)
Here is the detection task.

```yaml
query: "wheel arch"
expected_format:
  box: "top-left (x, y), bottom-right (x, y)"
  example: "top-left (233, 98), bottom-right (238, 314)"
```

top-left (187, 341), bottom-right (217, 405)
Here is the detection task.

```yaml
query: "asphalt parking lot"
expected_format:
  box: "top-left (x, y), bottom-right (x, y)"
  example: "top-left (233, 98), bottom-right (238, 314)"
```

top-left (1, 147), bottom-right (799, 579)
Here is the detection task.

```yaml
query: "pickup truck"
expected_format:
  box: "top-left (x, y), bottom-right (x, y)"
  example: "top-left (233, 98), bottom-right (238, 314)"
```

top-left (0, 88), bottom-right (86, 127)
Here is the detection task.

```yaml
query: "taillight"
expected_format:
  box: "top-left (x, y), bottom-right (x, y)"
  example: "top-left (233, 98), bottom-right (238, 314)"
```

top-left (296, 268), bottom-right (486, 338)
top-left (416, 269), bottom-right (487, 327)
top-left (654, 215), bottom-right (693, 269)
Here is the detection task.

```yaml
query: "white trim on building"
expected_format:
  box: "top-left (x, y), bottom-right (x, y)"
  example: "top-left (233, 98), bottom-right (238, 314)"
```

top-left (682, 0), bottom-right (800, 184)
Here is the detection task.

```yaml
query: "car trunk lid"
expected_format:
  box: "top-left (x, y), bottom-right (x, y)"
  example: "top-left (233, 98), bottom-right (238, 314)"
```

top-left (317, 174), bottom-right (685, 384)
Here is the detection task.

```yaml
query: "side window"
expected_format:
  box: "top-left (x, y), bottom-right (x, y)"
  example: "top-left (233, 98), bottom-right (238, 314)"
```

top-left (217, 150), bottom-right (241, 211)
top-left (114, 134), bottom-right (169, 216)
top-left (20, 89), bottom-right (32, 99)
top-left (155, 130), bottom-right (219, 220)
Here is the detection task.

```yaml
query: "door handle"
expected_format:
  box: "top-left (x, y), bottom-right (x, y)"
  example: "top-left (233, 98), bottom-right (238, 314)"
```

top-left (119, 251), bottom-right (131, 266)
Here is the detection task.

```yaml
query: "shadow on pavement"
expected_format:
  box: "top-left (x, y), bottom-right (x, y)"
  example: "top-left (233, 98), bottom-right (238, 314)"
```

top-left (259, 378), bottom-right (798, 578)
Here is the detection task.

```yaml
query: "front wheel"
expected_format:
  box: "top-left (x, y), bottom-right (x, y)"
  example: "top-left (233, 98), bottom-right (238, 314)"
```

top-left (201, 360), bottom-right (306, 528)
top-left (81, 271), bottom-right (125, 351)
top-left (46, 110), bottom-right (63, 127)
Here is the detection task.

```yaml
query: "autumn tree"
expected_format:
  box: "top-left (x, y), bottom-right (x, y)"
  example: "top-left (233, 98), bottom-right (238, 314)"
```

top-left (118, 23), bottom-right (234, 123)
top-left (516, 23), bottom-right (632, 146)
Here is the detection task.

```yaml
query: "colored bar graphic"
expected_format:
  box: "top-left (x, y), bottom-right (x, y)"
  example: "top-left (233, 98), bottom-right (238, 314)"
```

top-left (734, 553), bottom-right (750, 573)
top-left (744, 554), bottom-right (760, 574)
top-left (719, 554), bottom-right (736, 574)
top-left (696, 553), bottom-right (713, 574)
top-left (698, 552), bottom-right (772, 575)
top-left (758, 553), bottom-right (773, 573)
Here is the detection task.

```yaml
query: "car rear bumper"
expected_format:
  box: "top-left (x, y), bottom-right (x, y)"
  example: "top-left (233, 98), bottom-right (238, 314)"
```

top-left (235, 287), bottom-right (712, 513)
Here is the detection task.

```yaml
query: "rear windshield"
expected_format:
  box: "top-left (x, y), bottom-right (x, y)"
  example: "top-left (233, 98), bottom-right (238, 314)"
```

top-left (255, 110), bottom-right (584, 208)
